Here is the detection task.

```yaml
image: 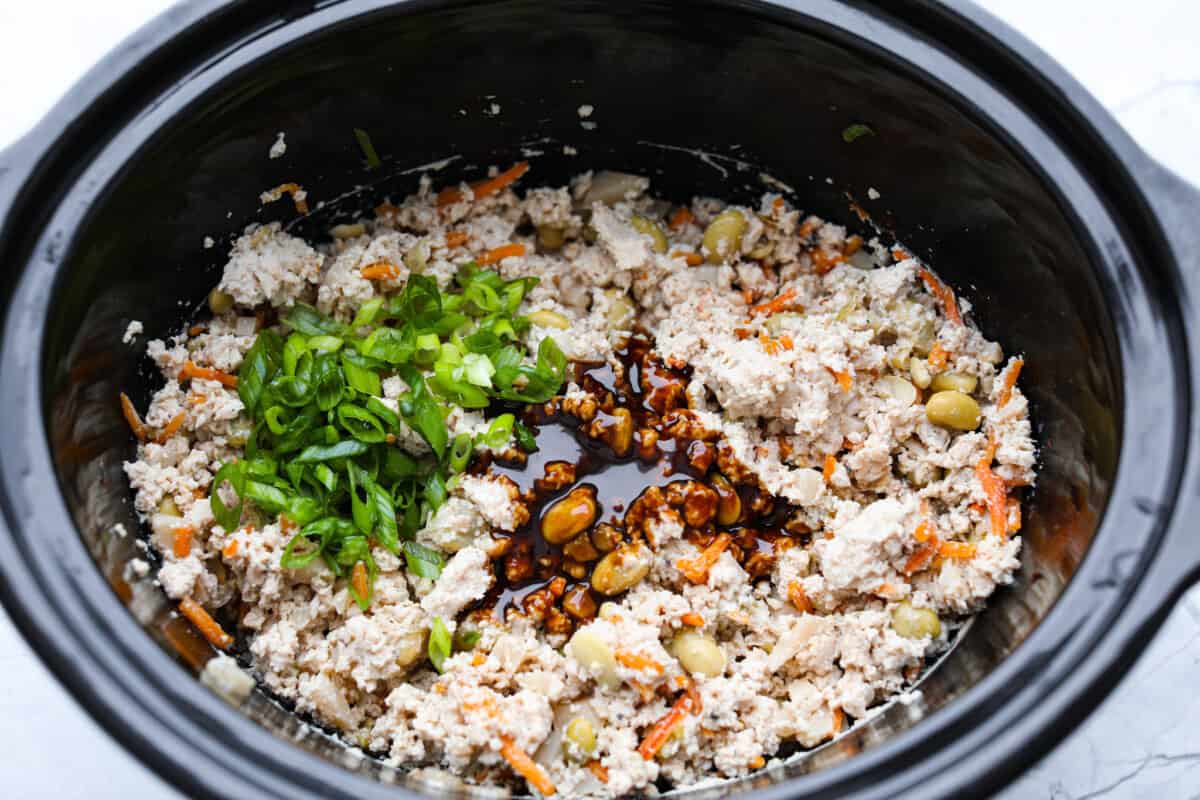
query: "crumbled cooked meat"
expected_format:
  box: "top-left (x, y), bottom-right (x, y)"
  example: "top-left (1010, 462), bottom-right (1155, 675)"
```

top-left (123, 169), bottom-right (1034, 797)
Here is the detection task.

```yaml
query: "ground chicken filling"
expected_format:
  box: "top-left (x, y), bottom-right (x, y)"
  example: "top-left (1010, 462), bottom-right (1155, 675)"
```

top-left (122, 164), bottom-right (1035, 797)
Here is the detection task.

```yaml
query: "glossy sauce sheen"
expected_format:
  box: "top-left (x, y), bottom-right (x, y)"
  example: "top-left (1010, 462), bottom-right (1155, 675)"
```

top-left (473, 338), bottom-right (799, 619)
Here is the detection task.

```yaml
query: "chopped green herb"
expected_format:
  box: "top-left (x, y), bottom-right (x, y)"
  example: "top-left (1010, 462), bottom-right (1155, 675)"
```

top-left (842, 123), bottom-right (875, 143)
top-left (429, 617), bottom-right (452, 672)
top-left (353, 128), bottom-right (383, 170)
top-left (209, 261), bottom-right (566, 607)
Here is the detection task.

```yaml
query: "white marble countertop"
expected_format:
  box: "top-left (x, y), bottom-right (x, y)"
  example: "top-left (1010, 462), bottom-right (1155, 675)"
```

top-left (1, 2), bottom-right (1198, 798)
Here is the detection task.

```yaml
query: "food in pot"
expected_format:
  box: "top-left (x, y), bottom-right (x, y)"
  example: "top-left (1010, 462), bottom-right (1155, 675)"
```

top-left (121, 163), bottom-right (1034, 797)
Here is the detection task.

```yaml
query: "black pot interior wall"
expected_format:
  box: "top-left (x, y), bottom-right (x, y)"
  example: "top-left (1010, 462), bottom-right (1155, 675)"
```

top-left (42, 0), bottom-right (1119, 791)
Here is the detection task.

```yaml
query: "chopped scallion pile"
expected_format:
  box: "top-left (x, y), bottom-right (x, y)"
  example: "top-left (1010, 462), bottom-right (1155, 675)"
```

top-left (211, 263), bottom-right (561, 606)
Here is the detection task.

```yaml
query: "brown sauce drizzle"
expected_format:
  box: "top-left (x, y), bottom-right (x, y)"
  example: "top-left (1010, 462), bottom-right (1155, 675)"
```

top-left (469, 337), bottom-right (805, 629)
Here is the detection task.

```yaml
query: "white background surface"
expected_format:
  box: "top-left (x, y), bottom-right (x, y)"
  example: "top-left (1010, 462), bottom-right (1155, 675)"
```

top-left (2, 2), bottom-right (1199, 798)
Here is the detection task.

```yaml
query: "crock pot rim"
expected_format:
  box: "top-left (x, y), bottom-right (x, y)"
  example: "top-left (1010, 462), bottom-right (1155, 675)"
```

top-left (1, 2), bottom-right (1198, 799)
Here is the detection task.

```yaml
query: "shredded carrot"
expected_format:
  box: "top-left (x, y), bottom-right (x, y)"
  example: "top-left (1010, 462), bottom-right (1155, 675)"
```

top-left (351, 561), bottom-right (370, 600)
top-left (222, 540), bottom-right (239, 558)
top-left (178, 597), bottom-right (233, 649)
top-left (477, 242), bottom-right (527, 265)
top-left (156, 412), bottom-right (186, 444)
top-left (172, 526), bottom-right (193, 558)
top-left (671, 250), bottom-right (704, 266)
top-left (927, 342), bottom-right (950, 371)
top-left (811, 248), bottom-right (845, 275)
top-left (827, 368), bottom-right (853, 392)
top-left (939, 541), bottom-right (977, 559)
top-left (188, 393), bottom-right (207, 406)
top-left (787, 581), bottom-right (813, 613)
top-left (444, 230), bottom-right (469, 248)
top-left (676, 533), bottom-right (732, 584)
top-left (903, 542), bottom-right (939, 575)
top-left (772, 197), bottom-right (786, 210)
top-left (119, 392), bottom-right (147, 441)
top-left (843, 235), bottom-right (863, 256)
top-left (734, 328), bottom-right (753, 340)
top-left (437, 161), bottom-right (530, 208)
top-left (913, 519), bottom-right (936, 543)
top-left (891, 246), bottom-right (911, 261)
top-left (360, 261), bottom-right (400, 280)
top-left (471, 653), bottom-right (486, 666)
top-left (261, 182), bottom-right (309, 214)
top-left (749, 287), bottom-right (799, 316)
top-left (997, 357), bottom-right (1025, 407)
top-left (742, 289), bottom-right (755, 305)
top-left (778, 334), bottom-right (794, 350)
top-left (976, 445), bottom-right (1008, 538)
top-left (917, 267), bottom-right (962, 325)
top-left (759, 335), bottom-right (784, 356)
top-left (749, 755), bottom-right (766, 770)
top-left (832, 707), bottom-right (846, 734)
top-left (180, 360), bottom-right (238, 389)
top-left (669, 207), bottom-right (695, 230)
top-left (873, 582), bottom-right (904, 600)
top-left (680, 612), bottom-right (705, 627)
top-left (586, 760), bottom-right (609, 783)
top-left (637, 692), bottom-right (699, 760)
top-left (433, 683), bottom-right (448, 695)
top-left (615, 650), bottom-right (665, 676)
top-left (499, 735), bottom-right (557, 796)
top-left (798, 218), bottom-right (820, 239)
top-left (188, 323), bottom-right (207, 337)
top-left (822, 454), bottom-right (837, 484)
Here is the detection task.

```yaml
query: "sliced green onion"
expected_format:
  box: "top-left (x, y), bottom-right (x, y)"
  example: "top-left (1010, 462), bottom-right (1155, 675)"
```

top-left (448, 433), bottom-right (473, 472)
top-left (353, 127), bottom-right (383, 170)
top-left (842, 123), bottom-right (875, 143)
top-left (429, 616), bottom-right (452, 672)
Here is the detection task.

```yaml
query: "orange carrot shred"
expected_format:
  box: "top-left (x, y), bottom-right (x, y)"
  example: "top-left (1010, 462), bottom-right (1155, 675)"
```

top-left (351, 561), bottom-right (370, 601)
top-left (119, 392), bottom-right (147, 441)
top-left (997, 357), bottom-right (1025, 407)
top-left (749, 287), bottom-right (800, 316)
top-left (638, 692), bottom-right (699, 760)
top-left (927, 342), bottom-right (950, 371)
top-left (156, 412), bottom-right (186, 444)
top-left (939, 541), bottom-right (977, 559)
top-left (671, 250), bottom-right (704, 266)
top-left (1007, 496), bottom-right (1022, 533)
top-left (822, 454), bottom-right (837, 484)
top-left (680, 612), bottom-right (705, 627)
top-left (676, 532), bottom-right (732, 584)
top-left (843, 235), bottom-right (863, 256)
top-left (188, 323), bottom-right (207, 337)
top-left (477, 242), bottom-right (526, 265)
top-left (615, 650), bottom-right (665, 675)
top-left (172, 526), bottom-right (193, 558)
top-left (913, 520), bottom-right (936, 543)
top-left (586, 761), bottom-right (609, 783)
top-left (826, 368), bottom-right (853, 392)
top-left (188, 393), bottom-right (207, 406)
top-left (437, 161), bottom-right (530, 208)
top-left (262, 182), bottom-right (309, 214)
top-left (360, 261), bottom-right (400, 280)
top-left (976, 447), bottom-right (1008, 538)
top-left (444, 230), bottom-right (469, 248)
top-left (222, 540), bottom-right (239, 558)
top-left (669, 207), bottom-right (695, 230)
top-left (788, 580), bottom-right (813, 613)
top-left (811, 248), bottom-right (845, 275)
top-left (778, 334), bottom-right (794, 350)
top-left (917, 267), bottom-right (962, 325)
top-left (749, 755), bottom-right (766, 770)
top-left (180, 361), bottom-right (238, 389)
top-left (499, 735), bottom-right (557, 796)
top-left (178, 597), bottom-right (233, 649)
top-left (903, 542), bottom-right (939, 575)
top-left (759, 335), bottom-right (783, 356)
top-left (832, 707), bottom-right (846, 734)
